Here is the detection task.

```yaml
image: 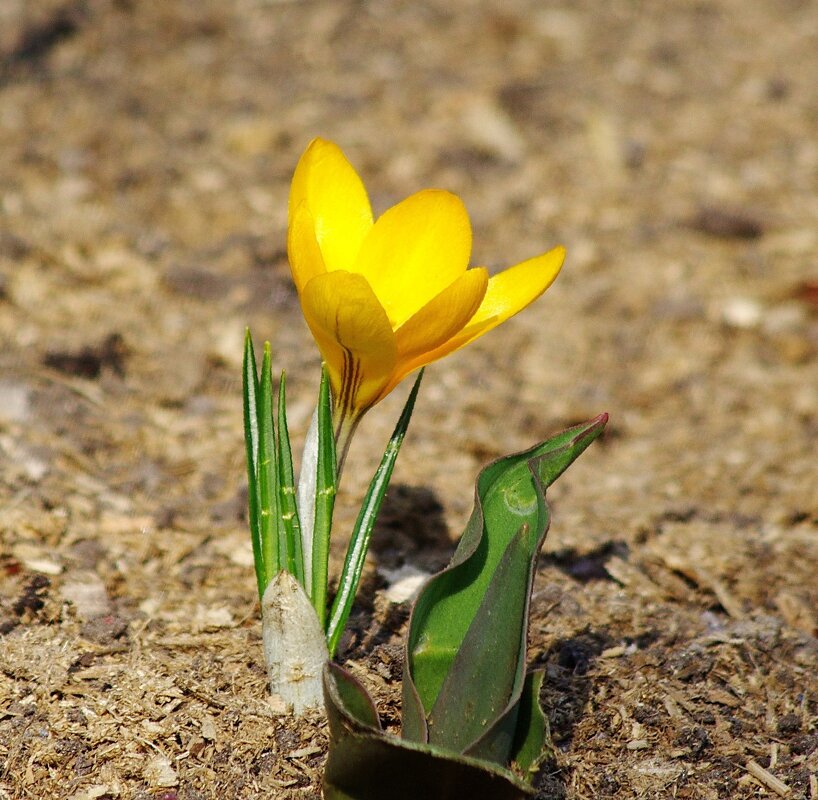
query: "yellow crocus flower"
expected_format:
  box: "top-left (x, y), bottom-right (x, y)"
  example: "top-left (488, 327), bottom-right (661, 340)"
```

top-left (288, 138), bottom-right (565, 440)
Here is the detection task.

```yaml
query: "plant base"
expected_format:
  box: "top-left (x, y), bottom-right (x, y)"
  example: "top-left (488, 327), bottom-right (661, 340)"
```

top-left (262, 571), bottom-right (328, 715)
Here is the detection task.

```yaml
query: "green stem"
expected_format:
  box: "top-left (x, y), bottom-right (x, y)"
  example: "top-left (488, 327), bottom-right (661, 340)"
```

top-left (334, 412), bottom-right (363, 479)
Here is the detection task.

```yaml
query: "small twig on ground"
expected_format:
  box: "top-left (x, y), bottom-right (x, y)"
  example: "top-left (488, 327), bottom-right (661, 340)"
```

top-left (745, 759), bottom-right (791, 797)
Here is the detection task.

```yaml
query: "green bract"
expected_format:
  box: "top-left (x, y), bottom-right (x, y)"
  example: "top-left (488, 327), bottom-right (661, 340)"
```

top-left (323, 416), bottom-right (608, 799)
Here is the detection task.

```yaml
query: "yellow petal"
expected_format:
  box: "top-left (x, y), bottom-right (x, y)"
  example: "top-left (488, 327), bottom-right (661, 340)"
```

top-left (300, 271), bottom-right (397, 422)
top-left (376, 268), bottom-right (489, 399)
top-left (287, 201), bottom-right (327, 294)
top-left (393, 267), bottom-right (488, 367)
top-left (353, 190), bottom-right (472, 327)
top-left (289, 139), bottom-right (373, 273)
top-left (400, 246), bottom-right (566, 368)
top-left (469, 246), bottom-right (565, 329)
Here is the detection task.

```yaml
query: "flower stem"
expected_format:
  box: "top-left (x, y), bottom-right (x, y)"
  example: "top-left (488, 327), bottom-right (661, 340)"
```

top-left (334, 412), bottom-right (363, 478)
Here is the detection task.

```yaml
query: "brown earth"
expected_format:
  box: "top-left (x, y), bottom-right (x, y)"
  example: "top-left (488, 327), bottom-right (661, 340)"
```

top-left (1, 1), bottom-right (817, 798)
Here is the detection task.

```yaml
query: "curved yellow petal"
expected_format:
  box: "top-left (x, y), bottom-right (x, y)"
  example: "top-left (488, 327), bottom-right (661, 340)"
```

top-left (376, 267), bottom-right (489, 399)
top-left (289, 139), bottom-right (373, 273)
top-left (354, 189), bottom-right (472, 328)
top-left (389, 267), bottom-right (488, 376)
top-left (468, 246), bottom-right (565, 330)
top-left (287, 201), bottom-right (327, 294)
top-left (398, 246), bottom-right (566, 371)
top-left (300, 271), bottom-right (397, 423)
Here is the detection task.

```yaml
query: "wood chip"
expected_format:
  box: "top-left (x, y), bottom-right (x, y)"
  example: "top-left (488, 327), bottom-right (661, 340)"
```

top-left (663, 694), bottom-right (682, 720)
top-left (604, 556), bottom-right (660, 597)
top-left (287, 746), bottom-right (322, 759)
top-left (745, 760), bottom-right (791, 796)
top-left (705, 688), bottom-right (741, 708)
top-left (626, 740), bottom-right (650, 750)
top-left (706, 574), bottom-right (745, 620)
top-left (144, 755), bottom-right (178, 788)
top-left (658, 553), bottom-right (744, 618)
top-left (664, 686), bottom-right (699, 715)
top-left (200, 716), bottom-right (218, 741)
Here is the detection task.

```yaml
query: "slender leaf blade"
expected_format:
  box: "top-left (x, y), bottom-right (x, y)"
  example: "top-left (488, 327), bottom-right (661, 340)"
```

top-left (312, 365), bottom-right (337, 627)
top-left (326, 371), bottom-right (423, 656)
top-left (257, 343), bottom-right (280, 585)
top-left (297, 407), bottom-right (319, 593)
top-left (242, 330), bottom-right (265, 599)
top-left (277, 372), bottom-right (304, 584)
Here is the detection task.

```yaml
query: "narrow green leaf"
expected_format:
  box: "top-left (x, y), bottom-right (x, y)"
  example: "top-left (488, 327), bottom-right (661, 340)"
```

top-left (242, 330), bottom-right (265, 600)
top-left (257, 343), bottom-right (280, 585)
top-left (311, 365), bottom-right (337, 628)
top-left (277, 372), bottom-right (304, 585)
top-left (326, 371), bottom-right (424, 656)
top-left (297, 408), bottom-right (319, 595)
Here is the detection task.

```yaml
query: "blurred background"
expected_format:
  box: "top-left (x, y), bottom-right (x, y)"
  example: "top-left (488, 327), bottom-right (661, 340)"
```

top-left (1, 1), bottom-right (816, 798)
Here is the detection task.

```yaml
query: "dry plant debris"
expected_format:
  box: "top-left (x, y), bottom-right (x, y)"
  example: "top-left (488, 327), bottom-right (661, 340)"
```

top-left (1, 0), bottom-right (817, 798)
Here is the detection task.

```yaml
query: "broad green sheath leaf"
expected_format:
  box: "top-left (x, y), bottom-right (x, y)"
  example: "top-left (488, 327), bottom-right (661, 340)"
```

top-left (242, 330), bottom-right (265, 599)
top-left (276, 372), bottom-right (304, 584)
top-left (326, 371), bottom-right (423, 656)
top-left (257, 343), bottom-right (281, 585)
top-left (326, 660), bottom-right (381, 732)
top-left (507, 669), bottom-right (551, 776)
top-left (323, 663), bottom-right (536, 800)
top-left (312, 365), bottom-right (338, 627)
top-left (322, 417), bottom-right (606, 797)
top-left (428, 520), bottom-right (538, 757)
top-left (464, 667), bottom-right (551, 777)
top-left (403, 415), bottom-right (608, 760)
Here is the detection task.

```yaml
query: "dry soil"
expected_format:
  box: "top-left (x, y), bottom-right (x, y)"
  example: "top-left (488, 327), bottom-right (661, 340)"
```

top-left (1, 1), bottom-right (817, 798)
